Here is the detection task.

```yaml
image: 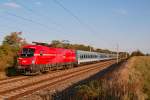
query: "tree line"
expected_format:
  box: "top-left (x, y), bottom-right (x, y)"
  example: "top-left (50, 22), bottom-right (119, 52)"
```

top-left (0, 32), bottom-right (147, 73)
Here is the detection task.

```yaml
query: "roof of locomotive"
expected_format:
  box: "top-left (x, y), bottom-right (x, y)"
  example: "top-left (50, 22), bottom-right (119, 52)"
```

top-left (22, 44), bottom-right (49, 49)
top-left (22, 44), bottom-right (75, 51)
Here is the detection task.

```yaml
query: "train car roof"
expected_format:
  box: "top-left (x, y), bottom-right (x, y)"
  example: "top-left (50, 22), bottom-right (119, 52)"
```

top-left (77, 50), bottom-right (111, 55)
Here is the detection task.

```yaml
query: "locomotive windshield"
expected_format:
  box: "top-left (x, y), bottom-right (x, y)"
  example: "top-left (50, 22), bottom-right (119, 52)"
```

top-left (20, 48), bottom-right (35, 57)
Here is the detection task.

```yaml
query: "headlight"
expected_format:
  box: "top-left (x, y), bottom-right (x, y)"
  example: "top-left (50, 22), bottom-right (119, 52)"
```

top-left (32, 59), bottom-right (35, 64)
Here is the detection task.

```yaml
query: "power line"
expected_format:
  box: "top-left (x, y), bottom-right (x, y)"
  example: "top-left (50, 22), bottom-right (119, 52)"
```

top-left (13, 0), bottom-right (64, 32)
top-left (53, 0), bottom-right (96, 34)
top-left (0, 15), bottom-right (22, 31)
top-left (4, 11), bottom-right (59, 33)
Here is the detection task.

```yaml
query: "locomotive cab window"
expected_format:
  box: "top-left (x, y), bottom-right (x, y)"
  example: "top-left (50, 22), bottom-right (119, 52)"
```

top-left (21, 48), bottom-right (35, 57)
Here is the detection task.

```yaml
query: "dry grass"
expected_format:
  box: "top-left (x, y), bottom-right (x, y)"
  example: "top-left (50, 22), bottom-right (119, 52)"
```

top-left (130, 56), bottom-right (150, 99)
top-left (0, 72), bottom-right (7, 79)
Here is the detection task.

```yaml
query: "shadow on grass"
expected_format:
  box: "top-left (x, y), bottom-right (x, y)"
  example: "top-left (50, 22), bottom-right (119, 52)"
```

top-left (55, 60), bottom-right (126, 100)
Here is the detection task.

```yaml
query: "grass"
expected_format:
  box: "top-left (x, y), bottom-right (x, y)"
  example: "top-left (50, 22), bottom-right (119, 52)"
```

top-left (131, 56), bottom-right (150, 99)
top-left (73, 80), bottom-right (138, 100)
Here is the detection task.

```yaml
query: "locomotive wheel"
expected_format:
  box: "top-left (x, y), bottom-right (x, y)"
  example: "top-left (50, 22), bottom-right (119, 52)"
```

top-left (28, 65), bottom-right (41, 75)
top-left (41, 65), bottom-right (49, 73)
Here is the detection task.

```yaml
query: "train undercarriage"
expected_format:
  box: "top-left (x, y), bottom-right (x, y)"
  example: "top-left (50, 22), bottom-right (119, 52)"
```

top-left (17, 62), bottom-right (77, 75)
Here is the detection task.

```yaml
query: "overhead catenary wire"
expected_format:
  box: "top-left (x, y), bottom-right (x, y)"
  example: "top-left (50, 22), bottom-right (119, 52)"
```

top-left (4, 11), bottom-right (60, 33)
top-left (53, 0), bottom-right (96, 34)
top-left (12, 0), bottom-right (65, 32)
top-left (0, 15), bottom-right (23, 31)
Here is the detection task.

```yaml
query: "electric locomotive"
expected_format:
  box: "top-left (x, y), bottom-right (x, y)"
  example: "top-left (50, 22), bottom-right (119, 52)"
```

top-left (17, 44), bottom-right (77, 75)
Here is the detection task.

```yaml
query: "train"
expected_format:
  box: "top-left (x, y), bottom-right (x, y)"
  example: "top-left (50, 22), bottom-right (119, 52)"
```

top-left (17, 43), bottom-right (116, 75)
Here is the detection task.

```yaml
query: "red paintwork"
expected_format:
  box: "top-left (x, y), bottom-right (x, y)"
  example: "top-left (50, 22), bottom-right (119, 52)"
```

top-left (18, 45), bottom-right (76, 68)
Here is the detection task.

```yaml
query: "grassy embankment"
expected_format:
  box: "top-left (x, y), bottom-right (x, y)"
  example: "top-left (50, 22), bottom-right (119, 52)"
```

top-left (132, 56), bottom-right (150, 99)
top-left (69, 56), bottom-right (150, 100)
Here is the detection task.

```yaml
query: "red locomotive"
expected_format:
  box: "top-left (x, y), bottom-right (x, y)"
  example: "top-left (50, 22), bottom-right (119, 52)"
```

top-left (17, 43), bottom-right (77, 75)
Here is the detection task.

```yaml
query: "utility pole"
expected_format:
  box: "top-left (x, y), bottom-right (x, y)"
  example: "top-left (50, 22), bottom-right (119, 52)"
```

top-left (90, 47), bottom-right (92, 52)
top-left (89, 43), bottom-right (92, 52)
top-left (116, 44), bottom-right (119, 64)
top-left (126, 52), bottom-right (128, 59)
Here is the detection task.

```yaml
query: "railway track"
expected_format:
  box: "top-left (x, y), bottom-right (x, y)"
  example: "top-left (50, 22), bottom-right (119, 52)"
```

top-left (0, 76), bottom-right (28, 86)
top-left (0, 60), bottom-right (116, 100)
top-left (0, 60), bottom-right (112, 87)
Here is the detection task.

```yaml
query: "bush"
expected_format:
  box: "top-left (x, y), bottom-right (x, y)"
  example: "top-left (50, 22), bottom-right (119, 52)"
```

top-left (131, 50), bottom-right (145, 57)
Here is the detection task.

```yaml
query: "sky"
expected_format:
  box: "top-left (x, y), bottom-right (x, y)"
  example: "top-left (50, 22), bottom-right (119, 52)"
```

top-left (0, 0), bottom-right (150, 53)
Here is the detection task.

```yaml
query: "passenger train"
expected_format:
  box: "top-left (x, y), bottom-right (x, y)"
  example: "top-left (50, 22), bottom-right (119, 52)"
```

top-left (17, 43), bottom-right (116, 75)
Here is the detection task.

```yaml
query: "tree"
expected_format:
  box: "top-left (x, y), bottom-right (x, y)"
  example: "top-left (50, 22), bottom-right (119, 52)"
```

top-left (3, 32), bottom-right (26, 49)
top-left (51, 40), bottom-right (63, 48)
top-left (131, 50), bottom-right (145, 56)
top-left (146, 53), bottom-right (150, 56)
top-left (0, 32), bottom-right (26, 71)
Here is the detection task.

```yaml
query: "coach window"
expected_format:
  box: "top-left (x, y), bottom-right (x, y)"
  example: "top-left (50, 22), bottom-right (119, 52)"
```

top-left (80, 55), bottom-right (82, 59)
top-left (81, 55), bottom-right (83, 59)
